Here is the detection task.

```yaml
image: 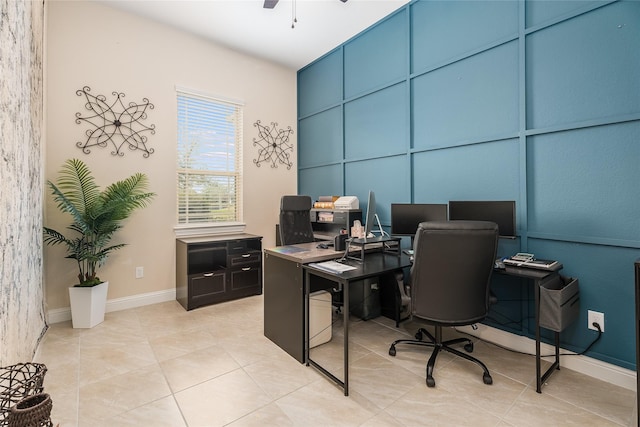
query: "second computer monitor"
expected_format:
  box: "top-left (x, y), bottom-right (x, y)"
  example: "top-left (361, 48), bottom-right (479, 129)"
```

top-left (390, 203), bottom-right (448, 236)
top-left (448, 200), bottom-right (516, 238)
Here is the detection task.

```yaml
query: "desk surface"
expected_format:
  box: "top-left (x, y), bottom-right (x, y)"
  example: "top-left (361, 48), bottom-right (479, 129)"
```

top-left (177, 233), bottom-right (261, 244)
top-left (264, 242), bottom-right (344, 264)
top-left (305, 252), bottom-right (412, 283)
top-left (265, 240), bottom-right (398, 264)
top-left (497, 264), bottom-right (562, 280)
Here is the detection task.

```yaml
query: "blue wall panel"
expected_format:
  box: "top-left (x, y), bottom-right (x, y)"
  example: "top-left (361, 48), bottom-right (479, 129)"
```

top-left (526, 1), bottom-right (640, 129)
top-left (413, 139), bottom-right (520, 206)
top-left (298, 164), bottom-right (343, 202)
top-left (412, 42), bottom-right (519, 150)
top-left (298, 107), bottom-right (343, 168)
top-left (525, 0), bottom-right (604, 28)
top-left (411, 0), bottom-right (518, 72)
top-left (345, 156), bottom-right (409, 225)
top-left (344, 83), bottom-right (408, 159)
top-left (527, 122), bottom-right (640, 243)
top-left (297, 0), bottom-right (640, 370)
top-left (298, 50), bottom-right (343, 117)
top-left (344, 9), bottom-right (407, 99)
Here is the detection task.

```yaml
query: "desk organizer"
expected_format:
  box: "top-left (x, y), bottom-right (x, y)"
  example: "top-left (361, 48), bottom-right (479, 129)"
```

top-left (539, 275), bottom-right (580, 332)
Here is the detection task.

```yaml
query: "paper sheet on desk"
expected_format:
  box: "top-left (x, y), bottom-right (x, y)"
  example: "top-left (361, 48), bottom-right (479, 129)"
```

top-left (310, 261), bottom-right (357, 274)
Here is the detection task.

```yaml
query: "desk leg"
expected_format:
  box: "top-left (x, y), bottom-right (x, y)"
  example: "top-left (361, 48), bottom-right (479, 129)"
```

top-left (535, 276), bottom-right (562, 393)
top-left (343, 278), bottom-right (349, 396)
top-left (305, 270), bottom-right (310, 367)
top-left (535, 280), bottom-right (542, 393)
top-left (305, 271), bottom-right (349, 396)
top-left (555, 331), bottom-right (560, 368)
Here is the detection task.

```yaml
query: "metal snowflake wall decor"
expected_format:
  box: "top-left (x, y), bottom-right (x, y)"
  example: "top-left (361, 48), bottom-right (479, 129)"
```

top-left (252, 120), bottom-right (294, 169)
top-left (75, 86), bottom-right (156, 158)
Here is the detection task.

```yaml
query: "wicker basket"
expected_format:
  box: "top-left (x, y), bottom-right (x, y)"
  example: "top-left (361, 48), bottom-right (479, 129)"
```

top-left (0, 364), bottom-right (47, 426)
top-left (6, 394), bottom-right (52, 427)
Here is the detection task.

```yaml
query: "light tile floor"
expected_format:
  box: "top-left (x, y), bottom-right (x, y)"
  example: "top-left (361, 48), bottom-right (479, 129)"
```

top-left (34, 295), bottom-right (637, 426)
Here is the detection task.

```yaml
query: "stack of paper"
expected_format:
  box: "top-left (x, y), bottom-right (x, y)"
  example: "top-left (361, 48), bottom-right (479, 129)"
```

top-left (310, 261), bottom-right (357, 274)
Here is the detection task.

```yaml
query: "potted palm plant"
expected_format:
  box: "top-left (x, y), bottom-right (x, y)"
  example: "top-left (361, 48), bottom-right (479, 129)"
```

top-left (43, 158), bottom-right (155, 328)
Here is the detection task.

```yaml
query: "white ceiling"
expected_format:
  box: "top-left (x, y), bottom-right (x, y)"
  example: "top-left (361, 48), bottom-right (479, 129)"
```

top-left (95, 0), bottom-right (410, 70)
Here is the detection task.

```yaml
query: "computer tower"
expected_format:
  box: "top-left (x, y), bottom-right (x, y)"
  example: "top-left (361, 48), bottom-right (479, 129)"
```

top-left (349, 277), bottom-right (381, 320)
top-left (378, 271), bottom-right (410, 327)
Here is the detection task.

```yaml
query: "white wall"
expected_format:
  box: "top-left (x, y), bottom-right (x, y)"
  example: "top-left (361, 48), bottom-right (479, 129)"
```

top-left (45, 0), bottom-right (297, 312)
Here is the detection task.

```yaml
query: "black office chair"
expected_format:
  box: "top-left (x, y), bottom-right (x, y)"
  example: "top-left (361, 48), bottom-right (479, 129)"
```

top-left (389, 220), bottom-right (499, 387)
top-left (279, 195), bottom-right (315, 245)
top-left (279, 195), bottom-right (346, 313)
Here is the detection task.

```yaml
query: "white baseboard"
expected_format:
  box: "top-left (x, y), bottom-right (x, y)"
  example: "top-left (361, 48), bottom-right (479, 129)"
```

top-left (47, 288), bottom-right (177, 325)
top-left (455, 324), bottom-right (637, 392)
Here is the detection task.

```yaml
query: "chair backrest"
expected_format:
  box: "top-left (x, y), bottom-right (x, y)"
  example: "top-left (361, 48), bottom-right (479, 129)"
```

top-left (279, 195), bottom-right (315, 245)
top-left (411, 220), bottom-right (499, 326)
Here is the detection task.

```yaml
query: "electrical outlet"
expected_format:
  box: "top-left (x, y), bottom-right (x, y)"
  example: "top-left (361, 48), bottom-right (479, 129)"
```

top-left (135, 266), bottom-right (144, 279)
top-left (588, 310), bottom-right (604, 332)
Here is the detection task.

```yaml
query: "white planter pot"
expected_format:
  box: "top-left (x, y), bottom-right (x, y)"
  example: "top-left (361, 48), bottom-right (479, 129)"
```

top-left (68, 281), bottom-right (109, 328)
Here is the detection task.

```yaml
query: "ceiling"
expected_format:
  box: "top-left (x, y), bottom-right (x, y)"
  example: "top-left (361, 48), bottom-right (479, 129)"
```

top-left (95, 0), bottom-right (410, 70)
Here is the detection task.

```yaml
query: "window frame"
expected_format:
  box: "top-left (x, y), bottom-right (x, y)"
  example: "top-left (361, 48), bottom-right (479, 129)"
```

top-left (174, 86), bottom-right (245, 237)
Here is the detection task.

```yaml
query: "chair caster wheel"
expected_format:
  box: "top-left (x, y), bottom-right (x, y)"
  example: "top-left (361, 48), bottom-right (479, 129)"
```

top-left (464, 342), bottom-right (473, 352)
top-left (415, 330), bottom-right (423, 340)
top-left (483, 373), bottom-right (493, 385)
top-left (426, 376), bottom-right (435, 388)
top-left (389, 345), bottom-right (396, 357)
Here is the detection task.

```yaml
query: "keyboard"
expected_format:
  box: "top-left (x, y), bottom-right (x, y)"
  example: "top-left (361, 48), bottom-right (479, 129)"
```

top-left (503, 257), bottom-right (561, 271)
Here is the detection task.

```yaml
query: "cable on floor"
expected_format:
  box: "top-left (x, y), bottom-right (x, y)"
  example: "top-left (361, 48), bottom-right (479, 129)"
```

top-left (457, 322), bottom-right (603, 359)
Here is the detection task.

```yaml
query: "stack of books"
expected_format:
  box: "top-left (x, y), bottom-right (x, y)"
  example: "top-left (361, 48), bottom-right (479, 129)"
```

top-left (313, 196), bottom-right (339, 209)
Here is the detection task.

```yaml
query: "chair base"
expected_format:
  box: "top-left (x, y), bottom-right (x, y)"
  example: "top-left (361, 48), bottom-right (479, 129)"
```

top-left (389, 326), bottom-right (492, 387)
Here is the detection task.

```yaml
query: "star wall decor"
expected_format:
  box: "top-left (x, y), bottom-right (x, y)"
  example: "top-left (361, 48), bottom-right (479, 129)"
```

top-left (252, 120), bottom-right (294, 169)
top-left (75, 86), bottom-right (156, 158)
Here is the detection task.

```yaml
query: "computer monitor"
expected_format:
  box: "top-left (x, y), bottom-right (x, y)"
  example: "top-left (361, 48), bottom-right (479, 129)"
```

top-left (390, 203), bottom-right (448, 236)
top-left (448, 200), bottom-right (516, 238)
top-left (363, 190), bottom-right (386, 239)
top-left (363, 190), bottom-right (376, 238)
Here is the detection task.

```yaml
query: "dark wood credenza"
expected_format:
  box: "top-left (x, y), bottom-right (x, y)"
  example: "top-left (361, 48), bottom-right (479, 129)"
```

top-left (176, 234), bottom-right (262, 310)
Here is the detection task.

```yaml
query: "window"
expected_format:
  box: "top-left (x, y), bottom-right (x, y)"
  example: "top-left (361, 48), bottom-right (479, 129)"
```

top-left (177, 89), bottom-right (243, 225)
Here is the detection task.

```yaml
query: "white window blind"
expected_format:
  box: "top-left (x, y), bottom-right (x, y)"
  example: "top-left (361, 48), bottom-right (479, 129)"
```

top-left (177, 90), bottom-right (243, 224)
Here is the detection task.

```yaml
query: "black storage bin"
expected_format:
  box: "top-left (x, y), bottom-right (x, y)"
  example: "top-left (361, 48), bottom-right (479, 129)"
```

top-left (539, 274), bottom-right (579, 332)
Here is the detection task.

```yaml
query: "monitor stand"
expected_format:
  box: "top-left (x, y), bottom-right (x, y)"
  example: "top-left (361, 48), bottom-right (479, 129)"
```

top-left (343, 235), bottom-right (401, 262)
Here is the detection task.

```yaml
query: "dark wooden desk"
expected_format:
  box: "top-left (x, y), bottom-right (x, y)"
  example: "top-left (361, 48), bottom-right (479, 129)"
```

top-left (496, 265), bottom-right (563, 393)
top-left (303, 253), bottom-right (413, 396)
top-left (263, 242), bottom-right (345, 363)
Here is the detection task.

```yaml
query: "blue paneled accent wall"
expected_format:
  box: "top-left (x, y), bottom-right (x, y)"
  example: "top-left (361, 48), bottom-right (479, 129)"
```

top-left (297, 0), bottom-right (640, 370)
